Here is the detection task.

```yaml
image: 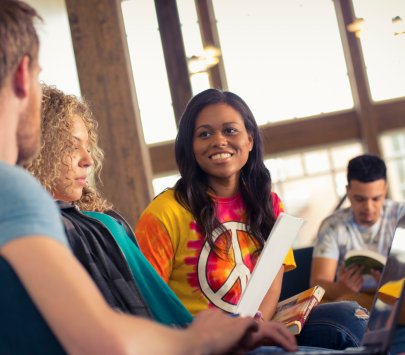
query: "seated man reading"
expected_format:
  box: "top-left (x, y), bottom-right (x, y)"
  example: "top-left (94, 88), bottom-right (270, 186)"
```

top-left (311, 154), bottom-right (405, 308)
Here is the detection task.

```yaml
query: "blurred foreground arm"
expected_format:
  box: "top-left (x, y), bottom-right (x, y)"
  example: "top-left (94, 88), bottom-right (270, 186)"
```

top-left (1, 237), bottom-right (259, 355)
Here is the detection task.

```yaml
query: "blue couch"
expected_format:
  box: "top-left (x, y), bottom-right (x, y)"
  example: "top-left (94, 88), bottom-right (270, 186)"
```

top-left (280, 246), bottom-right (314, 301)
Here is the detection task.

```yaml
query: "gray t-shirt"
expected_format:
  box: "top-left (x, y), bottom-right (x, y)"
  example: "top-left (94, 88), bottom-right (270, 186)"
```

top-left (0, 162), bottom-right (68, 248)
top-left (313, 199), bottom-right (405, 266)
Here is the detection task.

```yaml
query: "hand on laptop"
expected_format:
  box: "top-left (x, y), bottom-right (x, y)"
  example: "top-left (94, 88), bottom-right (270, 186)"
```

top-left (244, 320), bottom-right (298, 352)
top-left (188, 309), bottom-right (259, 354)
top-left (189, 309), bottom-right (297, 354)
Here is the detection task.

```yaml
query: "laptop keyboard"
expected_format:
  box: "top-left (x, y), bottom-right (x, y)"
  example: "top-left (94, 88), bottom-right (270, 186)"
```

top-left (252, 345), bottom-right (382, 355)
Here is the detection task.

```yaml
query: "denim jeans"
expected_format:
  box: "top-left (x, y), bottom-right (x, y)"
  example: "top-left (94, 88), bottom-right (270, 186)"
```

top-left (248, 301), bottom-right (369, 354)
top-left (390, 325), bottom-right (405, 355)
top-left (297, 301), bottom-right (369, 349)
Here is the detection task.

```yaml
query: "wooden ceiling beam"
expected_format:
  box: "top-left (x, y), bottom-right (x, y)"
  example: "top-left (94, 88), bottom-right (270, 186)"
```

top-left (154, 0), bottom-right (192, 125)
top-left (195, 0), bottom-right (228, 90)
top-left (334, 0), bottom-right (381, 156)
top-left (260, 111), bottom-right (360, 155)
top-left (149, 99), bottom-right (405, 175)
top-left (149, 110), bottom-right (361, 175)
top-left (375, 99), bottom-right (405, 132)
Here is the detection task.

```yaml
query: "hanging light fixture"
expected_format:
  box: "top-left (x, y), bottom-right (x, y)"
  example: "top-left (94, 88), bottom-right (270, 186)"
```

top-left (392, 16), bottom-right (405, 36)
top-left (346, 17), bottom-right (365, 38)
top-left (187, 46), bottom-right (221, 75)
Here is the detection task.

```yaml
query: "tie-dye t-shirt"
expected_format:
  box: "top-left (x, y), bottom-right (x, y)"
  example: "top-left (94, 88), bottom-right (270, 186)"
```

top-left (135, 189), bottom-right (296, 316)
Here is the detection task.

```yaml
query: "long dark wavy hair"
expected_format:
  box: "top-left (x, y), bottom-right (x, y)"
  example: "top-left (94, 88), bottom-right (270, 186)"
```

top-left (174, 89), bottom-right (275, 250)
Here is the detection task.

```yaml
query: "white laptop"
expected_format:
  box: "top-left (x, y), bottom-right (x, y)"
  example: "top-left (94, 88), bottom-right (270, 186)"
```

top-left (235, 212), bottom-right (305, 317)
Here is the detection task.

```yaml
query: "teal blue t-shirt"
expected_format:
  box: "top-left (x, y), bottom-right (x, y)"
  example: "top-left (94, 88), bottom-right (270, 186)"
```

top-left (0, 162), bottom-right (67, 248)
top-left (83, 211), bottom-right (193, 327)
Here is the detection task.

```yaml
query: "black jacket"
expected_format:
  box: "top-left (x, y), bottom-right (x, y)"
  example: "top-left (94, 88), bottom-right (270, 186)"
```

top-left (58, 202), bottom-right (153, 319)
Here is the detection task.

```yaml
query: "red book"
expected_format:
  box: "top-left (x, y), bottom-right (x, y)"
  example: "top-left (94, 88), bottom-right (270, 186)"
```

top-left (272, 285), bottom-right (325, 335)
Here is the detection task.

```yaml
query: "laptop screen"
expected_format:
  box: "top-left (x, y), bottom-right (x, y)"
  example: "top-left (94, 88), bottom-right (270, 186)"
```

top-left (362, 214), bottom-right (405, 349)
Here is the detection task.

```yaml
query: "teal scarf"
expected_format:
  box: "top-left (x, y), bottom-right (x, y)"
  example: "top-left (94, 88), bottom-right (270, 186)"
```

top-left (83, 211), bottom-right (193, 327)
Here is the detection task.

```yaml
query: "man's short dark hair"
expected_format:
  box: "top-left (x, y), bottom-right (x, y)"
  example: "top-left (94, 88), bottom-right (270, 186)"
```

top-left (0, 0), bottom-right (41, 89)
top-left (347, 154), bottom-right (387, 184)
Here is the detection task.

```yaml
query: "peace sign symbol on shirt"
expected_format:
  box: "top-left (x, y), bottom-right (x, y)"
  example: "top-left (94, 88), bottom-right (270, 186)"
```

top-left (198, 221), bottom-right (255, 313)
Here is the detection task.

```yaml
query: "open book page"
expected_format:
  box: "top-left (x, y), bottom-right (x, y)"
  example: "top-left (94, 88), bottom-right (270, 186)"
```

top-left (235, 213), bottom-right (305, 317)
top-left (345, 250), bottom-right (387, 291)
top-left (272, 285), bottom-right (325, 335)
top-left (345, 249), bottom-right (387, 274)
top-left (345, 249), bottom-right (387, 292)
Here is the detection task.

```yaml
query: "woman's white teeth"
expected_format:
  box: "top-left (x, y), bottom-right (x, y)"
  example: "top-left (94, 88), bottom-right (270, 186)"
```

top-left (211, 153), bottom-right (231, 160)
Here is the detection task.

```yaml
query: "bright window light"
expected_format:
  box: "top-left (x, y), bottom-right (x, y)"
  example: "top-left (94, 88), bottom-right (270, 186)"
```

top-left (26, 0), bottom-right (80, 95)
top-left (380, 130), bottom-right (405, 199)
top-left (265, 141), bottom-right (363, 247)
top-left (152, 174), bottom-right (180, 197)
top-left (353, 0), bottom-right (405, 101)
top-left (122, 0), bottom-right (178, 144)
top-left (212, 0), bottom-right (353, 125)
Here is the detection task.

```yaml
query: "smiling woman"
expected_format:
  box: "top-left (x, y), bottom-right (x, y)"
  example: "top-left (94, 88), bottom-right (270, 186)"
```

top-left (136, 89), bottom-right (295, 319)
top-left (192, 103), bottom-right (253, 197)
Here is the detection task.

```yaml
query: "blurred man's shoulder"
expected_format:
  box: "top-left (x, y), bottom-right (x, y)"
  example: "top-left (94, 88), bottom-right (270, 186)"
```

top-left (318, 207), bottom-right (353, 233)
top-left (323, 206), bottom-right (352, 223)
top-left (0, 162), bottom-right (49, 201)
top-left (383, 198), bottom-right (405, 218)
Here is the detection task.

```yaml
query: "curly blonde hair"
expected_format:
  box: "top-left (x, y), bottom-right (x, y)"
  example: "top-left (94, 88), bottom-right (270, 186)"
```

top-left (26, 84), bottom-right (112, 212)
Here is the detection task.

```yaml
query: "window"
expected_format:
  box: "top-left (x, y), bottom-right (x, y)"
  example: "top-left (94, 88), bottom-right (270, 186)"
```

top-left (381, 129), bottom-right (405, 199)
top-left (353, 0), bottom-right (405, 101)
top-left (153, 173), bottom-right (180, 196)
top-left (26, 0), bottom-right (80, 95)
top-left (122, 0), bottom-right (177, 144)
top-left (212, 0), bottom-right (353, 125)
top-left (265, 142), bottom-right (363, 247)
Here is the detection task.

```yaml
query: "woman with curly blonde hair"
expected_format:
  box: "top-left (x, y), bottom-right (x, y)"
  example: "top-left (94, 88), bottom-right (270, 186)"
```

top-left (26, 84), bottom-right (195, 328)
top-left (26, 84), bottom-right (110, 212)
